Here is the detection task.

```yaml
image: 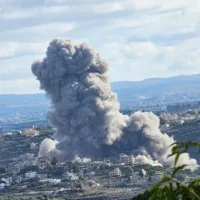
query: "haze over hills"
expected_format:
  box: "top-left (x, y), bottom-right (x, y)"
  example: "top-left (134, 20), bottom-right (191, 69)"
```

top-left (0, 93), bottom-right (48, 106)
top-left (111, 74), bottom-right (200, 106)
top-left (1, 74), bottom-right (200, 109)
top-left (112, 74), bottom-right (200, 90)
top-left (112, 74), bottom-right (200, 96)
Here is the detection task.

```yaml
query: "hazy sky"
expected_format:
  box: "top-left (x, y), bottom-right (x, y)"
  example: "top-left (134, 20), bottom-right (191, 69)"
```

top-left (0, 0), bottom-right (200, 94)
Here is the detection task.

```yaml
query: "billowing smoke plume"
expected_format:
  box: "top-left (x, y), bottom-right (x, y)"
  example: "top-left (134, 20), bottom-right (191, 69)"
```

top-left (134, 155), bottom-right (162, 167)
top-left (38, 138), bottom-right (59, 157)
top-left (32, 39), bottom-right (197, 170)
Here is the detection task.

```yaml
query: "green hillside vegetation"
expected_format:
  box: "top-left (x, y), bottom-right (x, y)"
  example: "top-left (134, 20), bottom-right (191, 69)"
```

top-left (132, 141), bottom-right (200, 200)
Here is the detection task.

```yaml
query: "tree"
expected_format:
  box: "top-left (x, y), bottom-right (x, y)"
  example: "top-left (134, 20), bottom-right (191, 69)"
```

top-left (76, 183), bottom-right (83, 190)
top-left (0, 166), bottom-right (6, 173)
top-left (121, 166), bottom-right (133, 177)
top-left (159, 117), bottom-right (166, 125)
top-left (51, 156), bottom-right (58, 166)
top-left (132, 141), bottom-right (200, 200)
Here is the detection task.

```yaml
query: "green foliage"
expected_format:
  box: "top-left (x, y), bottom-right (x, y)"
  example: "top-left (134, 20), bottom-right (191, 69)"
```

top-left (51, 156), bottom-right (58, 166)
top-left (0, 166), bottom-right (6, 173)
top-left (132, 141), bottom-right (200, 200)
top-left (20, 165), bottom-right (39, 174)
top-left (120, 165), bottom-right (133, 177)
top-left (0, 195), bottom-right (70, 200)
top-left (67, 162), bottom-right (79, 173)
top-left (159, 117), bottom-right (166, 125)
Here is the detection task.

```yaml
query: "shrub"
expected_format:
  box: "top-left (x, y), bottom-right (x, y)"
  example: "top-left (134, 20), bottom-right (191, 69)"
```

top-left (132, 141), bottom-right (200, 200)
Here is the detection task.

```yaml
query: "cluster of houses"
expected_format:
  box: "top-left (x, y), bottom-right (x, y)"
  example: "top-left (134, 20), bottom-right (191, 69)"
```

top-left (160, 108), bottom-right (200, 126)
top-left (0, 154), bottom-right (52, 191)
top-left (62, 172), bottom-right (79, 181)
top-left (6, 154), bottom-right (51, 174)
top-left (0, 150), bottom-right (165, 192)
top-left (119, 153), bottom-right (135, 165)
top-left (0, 152), bottom-right (93, 191)
top-left (109, 167), bottom-right (163, 184)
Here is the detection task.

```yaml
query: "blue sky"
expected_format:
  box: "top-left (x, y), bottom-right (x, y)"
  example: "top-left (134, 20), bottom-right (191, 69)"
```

top-left (0, 0), bottom-right (200, 94)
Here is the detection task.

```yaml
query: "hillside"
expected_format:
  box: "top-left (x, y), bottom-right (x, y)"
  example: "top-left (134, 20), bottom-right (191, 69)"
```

top-left (111, 74), bottom-right (200, 91)
top-left (0, 74), bottom-right (200, 108)
top-left (0, 93), bottom-right (48, 106)
top-left (111, 74), bottom-right (200, 106)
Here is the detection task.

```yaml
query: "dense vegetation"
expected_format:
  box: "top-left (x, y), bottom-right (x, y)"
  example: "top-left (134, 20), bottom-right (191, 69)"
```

top-left (133, 141), bottom-right (200, 200)
top-left (0, 196), bottom-right (73, 200)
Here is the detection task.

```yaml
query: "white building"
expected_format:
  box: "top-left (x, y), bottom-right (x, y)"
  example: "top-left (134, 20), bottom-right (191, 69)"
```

top-left (12, 164), bottom-right (21, 174)
top-left (110, 168), bottom-right (121, 177)
top-left (19, 154), bottom-right (27, 161)
top-left (141, 169), bottom-right (147, 177)
top-left (0, 183), bottom-right (5, 191)
top-left (24, 160), bottom-right (35, 167)
top-left (73, 156), bottom-right (91, 163)
top-left (37, 174), bottom-right (48, 180)
top-left (14, 176), bottom-right (22, 184)
top-left (49, 179), bottom-right (61, 184)
top-left (129, 155), bottom-right (135, 164)
top-left (78, 170), bottom-right (84, 178)
top-left (130, 172), bottom-right (140, 182)
top-left (40, 179), bottom-right (61, 184)
top-left (1, 177), bottom-right (13, 186)
top-left (119, 154), bottom-right (135, 164)
top-left (36, 156), bottom-right (50, 169)
top-left (120, 154), bottom-right (130, 164)
top-left (25, 171), bottom-right (37, 179)
top-left (26, 153), bottom-right (35, 160)
top-left (89, 171), bottom-right (96, 176)
top-left (17, 162), bottom-right (25, 169)
top-left (30, 142), bottom-right (38, 150)
top-left (6, 164), bottom-right (21, 174)
top-left (62, 172), bottom-right (79, 181)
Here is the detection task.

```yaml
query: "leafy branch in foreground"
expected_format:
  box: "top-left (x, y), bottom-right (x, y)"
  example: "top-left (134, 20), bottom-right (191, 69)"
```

top-left (132, 141), bottom-right (200, 200)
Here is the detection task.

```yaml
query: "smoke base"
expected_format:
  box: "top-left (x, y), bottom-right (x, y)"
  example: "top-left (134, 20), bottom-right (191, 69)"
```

top-left (32, 39), bottom-right (197, 170)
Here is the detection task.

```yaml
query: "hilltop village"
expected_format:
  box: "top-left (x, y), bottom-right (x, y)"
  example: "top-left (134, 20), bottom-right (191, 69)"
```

top-left (1, 99), bottom-right (200, 199)
top-left (0, 119), bottom-right (200, 200)
top-left (0, 126), bottom-right (162, 199)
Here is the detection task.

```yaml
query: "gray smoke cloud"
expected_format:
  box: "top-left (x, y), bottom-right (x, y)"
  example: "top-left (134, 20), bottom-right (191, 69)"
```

top-left (32, 39), bottom-right (197, 170)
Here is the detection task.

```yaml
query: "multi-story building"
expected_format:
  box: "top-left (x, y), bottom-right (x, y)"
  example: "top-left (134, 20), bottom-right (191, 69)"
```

top-left (120, 154), bottom-right (130, 164)
top-left (37, 174), bottom-right (48, 180)
top-left (6, 164), bottom-right (21, 174)
top-left (13, 176), bottom-right (22, 184)
top-left (1, 177), bottom-right (13, 186)
top-left (62, 172), bottom-right (79, 181)
top-left (110, 168), bottom-right (121, 177)
top-left (129, 155), bottom-right (135, 164)
top-left (130, 172), bottom-right (140, 182)
top-left (25, 171), bottom-right (37, 179)
top-left (36, 156), bottom-right (51, 169)
top-left (0, 183), bottom-right (5, 191)
top-left (24, 160), bottom-right (35, 167)
top-left (119, 154), bottom-right (135, 164)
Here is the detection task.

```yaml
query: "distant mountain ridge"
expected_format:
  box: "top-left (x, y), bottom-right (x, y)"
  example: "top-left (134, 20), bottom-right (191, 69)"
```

top-left (111, 74), bottom-right (200, 90)
top-left (111, 74), bottom-right (200, 103)
top-left (1, 74), bottom-right (200, 106)
top-left (0, 93), bottom-right (48, 105)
